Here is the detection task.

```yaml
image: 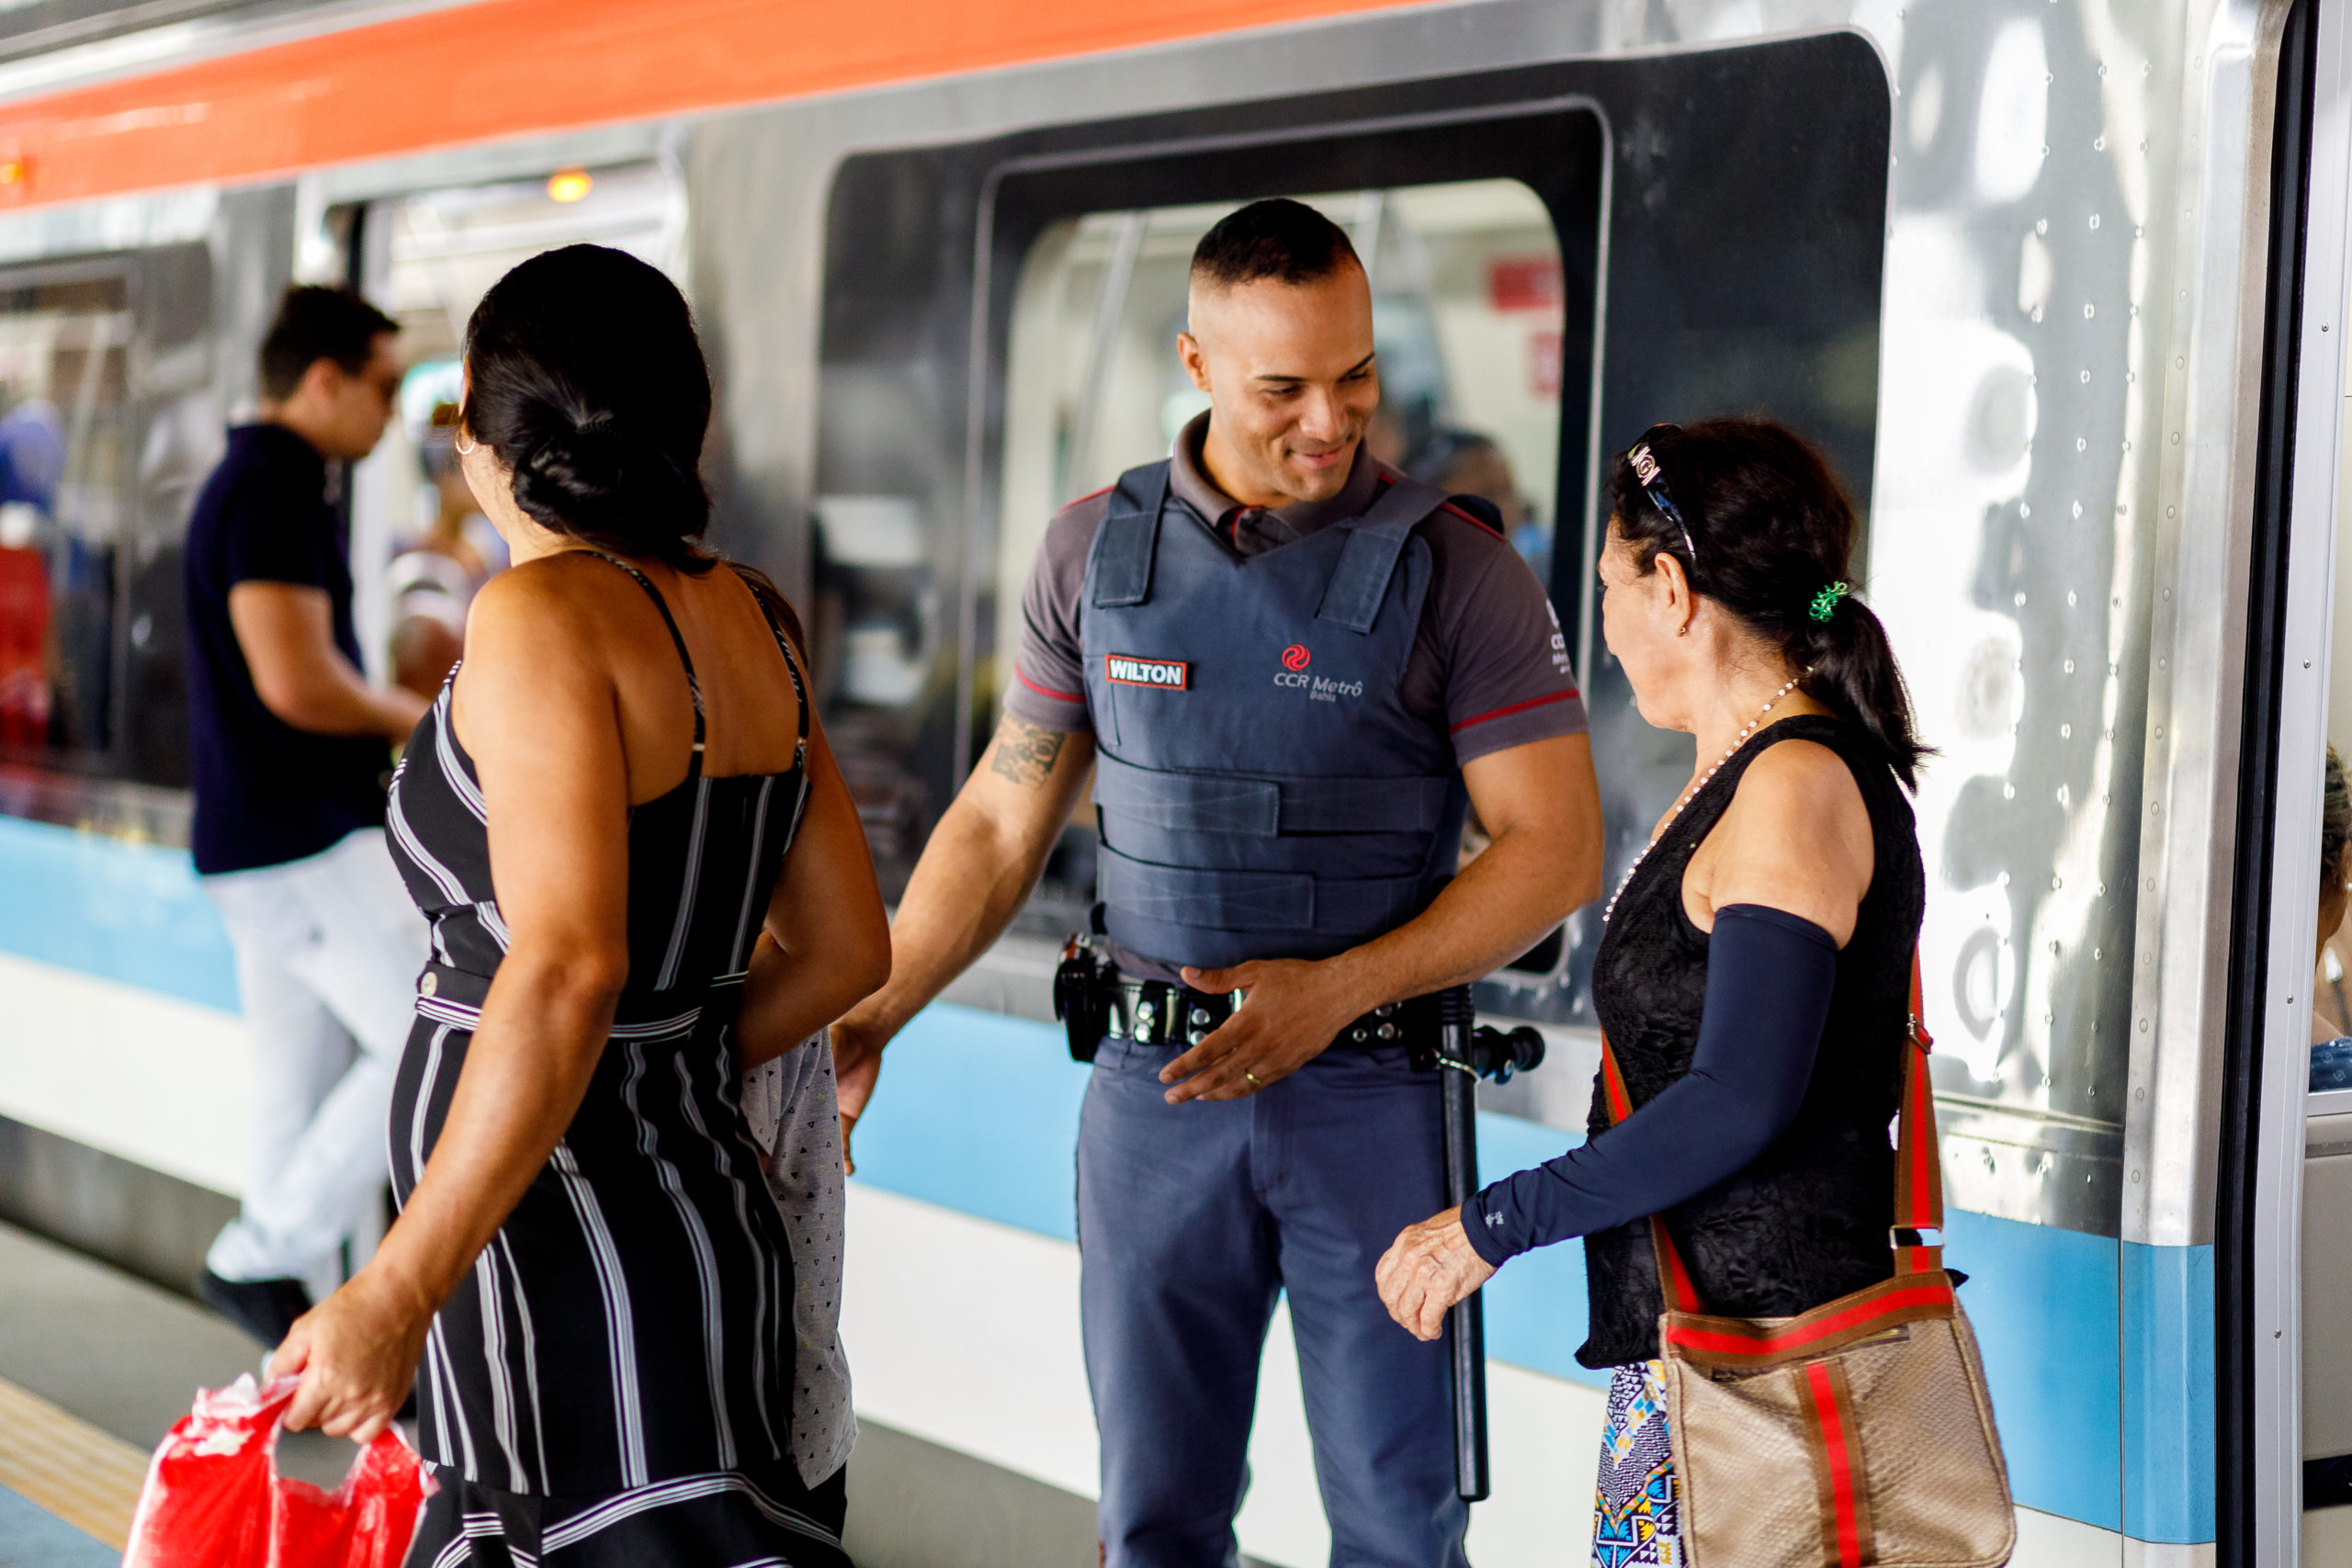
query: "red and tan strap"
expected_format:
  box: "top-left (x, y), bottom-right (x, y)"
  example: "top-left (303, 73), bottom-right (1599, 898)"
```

top-left (1598, 944), bottom-right (1944, 1312)
top-left (1797, 1359), bottom-right (1877, 1566)
top-left (1890, 950), bottom-right (1944, 1276)
top-left (1658, 1269), bottom-right (1958, 1369)
top-left (1597, 1035), bottom-right (1704, 1313)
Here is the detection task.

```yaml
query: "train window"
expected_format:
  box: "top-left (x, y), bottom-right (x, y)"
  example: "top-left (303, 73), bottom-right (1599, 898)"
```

top-left (990, 180), bottom-right (1568, 938)
top-left (0, 269), bottom-right (137, 770)
top-left (349, 162), bottom-right (685, 692)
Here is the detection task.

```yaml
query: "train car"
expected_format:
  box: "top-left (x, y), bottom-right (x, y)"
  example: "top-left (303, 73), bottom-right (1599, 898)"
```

top-left (0, 0), bottom-right (2345, 1562)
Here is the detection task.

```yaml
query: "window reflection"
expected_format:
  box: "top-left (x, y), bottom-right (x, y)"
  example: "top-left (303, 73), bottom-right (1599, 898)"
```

top-left (0, 273), bottom-right (132, 763)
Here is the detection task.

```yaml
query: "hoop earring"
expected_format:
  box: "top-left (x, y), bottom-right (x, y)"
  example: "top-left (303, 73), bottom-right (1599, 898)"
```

top-left (453, 431), bottom-right (479, 457)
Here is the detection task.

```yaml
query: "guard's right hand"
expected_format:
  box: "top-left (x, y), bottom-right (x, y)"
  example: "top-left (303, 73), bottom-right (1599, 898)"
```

top-left (830, 1016), bottom-right (886, 1175)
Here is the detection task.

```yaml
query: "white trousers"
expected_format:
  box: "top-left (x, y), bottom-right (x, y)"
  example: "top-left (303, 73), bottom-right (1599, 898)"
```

top-left (201, 828), bottom-right (426, 1285)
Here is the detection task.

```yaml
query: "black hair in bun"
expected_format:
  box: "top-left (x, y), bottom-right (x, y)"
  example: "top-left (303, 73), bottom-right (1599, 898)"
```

top-left (461, 244), bottom-right (714, 572)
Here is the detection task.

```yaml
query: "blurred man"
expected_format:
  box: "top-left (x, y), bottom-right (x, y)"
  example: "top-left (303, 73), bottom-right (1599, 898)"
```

top-left (832, 199), bottom-right (1603, 1566)
top-left (183, 286), bottom-right (426, 1344)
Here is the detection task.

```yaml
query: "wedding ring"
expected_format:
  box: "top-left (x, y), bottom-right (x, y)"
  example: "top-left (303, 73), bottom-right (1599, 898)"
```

top-left (1244, 1069), bottom-right (1262, 1088)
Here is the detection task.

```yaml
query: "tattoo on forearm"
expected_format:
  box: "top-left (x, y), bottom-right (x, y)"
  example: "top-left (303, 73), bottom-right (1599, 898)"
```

top-left (989, 717), bottom-right (1066, 788)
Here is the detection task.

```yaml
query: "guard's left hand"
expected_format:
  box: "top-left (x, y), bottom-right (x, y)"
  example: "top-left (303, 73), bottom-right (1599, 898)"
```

top-left (1159, 958), bottom-right (1363, 1102)
top-left (1376, 1205), bottom-right (1498, 1341)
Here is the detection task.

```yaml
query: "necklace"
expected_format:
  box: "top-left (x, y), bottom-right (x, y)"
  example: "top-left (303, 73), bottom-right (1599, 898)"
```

top-left (1601, 677), bottom-right (1802, 924)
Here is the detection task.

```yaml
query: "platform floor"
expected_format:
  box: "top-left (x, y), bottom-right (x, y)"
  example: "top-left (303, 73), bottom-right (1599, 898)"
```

top-left (0, 1216), bottom-right (1127, 1568)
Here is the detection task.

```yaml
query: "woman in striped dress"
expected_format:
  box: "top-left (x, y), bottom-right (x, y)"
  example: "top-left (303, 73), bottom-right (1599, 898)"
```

top-left (266, 243), bottom-right (890, 1565)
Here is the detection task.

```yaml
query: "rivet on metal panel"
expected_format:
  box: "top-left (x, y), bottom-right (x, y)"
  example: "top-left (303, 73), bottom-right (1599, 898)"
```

top-left (2076, 438), bottom-right (2087, 452)
top-left (2036, 217), bottom-right (2049, 234)
top-left (2005, 784), bottom-right (2017, 799)
top-left (2084, 304), bottom-right (2095, 319)
top-left (2014, 592), bottom-right (2027, 607)
top-left (2065, 660), bottom-right (2076, 673)
top-left (2080, 370), bottom-right (2091, 383)
top-left (2063, 723), bottom-right (2074, 738)
top-left (2067, 591), bottom-right (2077, 605)
top-left (2090, 213), bottom-right (2101, 228)
top-left (2098, 62), bottom-right (2109, 76)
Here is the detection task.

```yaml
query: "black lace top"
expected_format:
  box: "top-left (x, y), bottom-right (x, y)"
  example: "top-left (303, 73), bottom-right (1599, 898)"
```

top-left (1577, 714), bottom-right (1925, 1369)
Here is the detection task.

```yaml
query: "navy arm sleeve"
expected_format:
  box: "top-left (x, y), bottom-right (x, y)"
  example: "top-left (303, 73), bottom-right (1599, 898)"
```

top-left (1463, 904), bottom-right (1838, 1266)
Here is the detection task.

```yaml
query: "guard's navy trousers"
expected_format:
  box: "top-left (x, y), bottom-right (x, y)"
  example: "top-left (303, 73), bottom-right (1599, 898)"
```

top-left (1077, 1032), bottom-right (1472, 1568)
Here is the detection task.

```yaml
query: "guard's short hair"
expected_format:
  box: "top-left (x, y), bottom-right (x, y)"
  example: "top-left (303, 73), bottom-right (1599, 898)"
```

top-left (258, 286), bottom-right (397, 400)
top-left (1190, 198), bottom-right (1360, 291)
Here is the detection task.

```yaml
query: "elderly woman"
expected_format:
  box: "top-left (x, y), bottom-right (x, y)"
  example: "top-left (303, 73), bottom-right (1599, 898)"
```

top-left (1376, 418), bottom-right (1929, 1566)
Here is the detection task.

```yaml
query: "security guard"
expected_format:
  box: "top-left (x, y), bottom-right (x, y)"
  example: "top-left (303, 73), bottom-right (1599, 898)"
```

top-left (831, 198), bottom-right (1603, 1567)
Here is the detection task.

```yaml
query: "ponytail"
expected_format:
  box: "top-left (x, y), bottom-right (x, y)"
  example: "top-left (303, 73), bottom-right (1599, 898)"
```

top-left (1607, 418), bottom-right (1929, 789)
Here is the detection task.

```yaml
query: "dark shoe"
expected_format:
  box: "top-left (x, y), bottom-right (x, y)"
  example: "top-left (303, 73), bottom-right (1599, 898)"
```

top-left (198, 1269), bottom-right (312, 1348)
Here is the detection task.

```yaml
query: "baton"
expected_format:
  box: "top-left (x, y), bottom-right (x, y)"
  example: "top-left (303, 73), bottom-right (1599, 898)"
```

top-left (1434, 985), bottom-right (1489, 1504)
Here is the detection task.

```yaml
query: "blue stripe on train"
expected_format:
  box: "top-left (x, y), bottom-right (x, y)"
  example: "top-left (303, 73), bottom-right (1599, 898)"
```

top-left (851, 1002), bottom-right (2212, 1538)
top-left (0, 825), bottom-right (2214, 1539)
top-left (0, 816), bottom-right (238, 1012)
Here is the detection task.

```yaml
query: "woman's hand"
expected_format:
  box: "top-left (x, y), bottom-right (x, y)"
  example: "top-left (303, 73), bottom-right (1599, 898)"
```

top-left (1375, 1205), bottom-right (1497, 1341)
top-left (270, 1267), bottom-right (434, 1444)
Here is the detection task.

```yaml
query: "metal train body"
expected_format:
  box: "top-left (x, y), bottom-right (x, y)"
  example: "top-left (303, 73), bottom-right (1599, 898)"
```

top-left (0, 0), bottom-right (2338, 1562)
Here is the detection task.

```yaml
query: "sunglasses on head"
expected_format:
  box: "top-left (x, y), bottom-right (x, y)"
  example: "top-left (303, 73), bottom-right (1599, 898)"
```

top-left (1626, 423), bottom-right (1698, 563)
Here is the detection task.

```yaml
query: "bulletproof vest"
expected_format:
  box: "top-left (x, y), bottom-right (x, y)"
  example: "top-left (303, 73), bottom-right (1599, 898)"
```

top-left (1079, 458), bottom-right (1469, 970)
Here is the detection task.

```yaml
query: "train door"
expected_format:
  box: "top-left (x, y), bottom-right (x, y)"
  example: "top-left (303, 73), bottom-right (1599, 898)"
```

top-left (989, 176), bottom-right (1589, 955)
top-left (2256, 4), bottom-right (2352, 1562)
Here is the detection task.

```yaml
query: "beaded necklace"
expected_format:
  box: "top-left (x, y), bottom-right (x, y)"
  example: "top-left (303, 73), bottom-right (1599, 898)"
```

top-left (1601, 676), bottom-right (1802, 924)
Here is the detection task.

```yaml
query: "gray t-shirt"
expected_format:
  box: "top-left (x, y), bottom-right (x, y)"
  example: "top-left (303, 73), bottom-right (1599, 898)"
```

top-left (1006, 412), bottom-right (1589, 763)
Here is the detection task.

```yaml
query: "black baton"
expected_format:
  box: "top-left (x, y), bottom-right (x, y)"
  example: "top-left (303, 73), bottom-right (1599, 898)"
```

top-left (1434, 985), bottom-right (1489, 1504)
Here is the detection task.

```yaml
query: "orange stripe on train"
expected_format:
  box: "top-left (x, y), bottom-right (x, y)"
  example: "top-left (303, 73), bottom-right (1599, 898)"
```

top-left (0, 0), bottom-right (1435, 210)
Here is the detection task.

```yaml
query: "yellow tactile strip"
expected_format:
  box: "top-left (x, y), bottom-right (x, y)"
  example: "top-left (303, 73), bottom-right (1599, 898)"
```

top-left (0, 1375), bottom-right (151, 1550)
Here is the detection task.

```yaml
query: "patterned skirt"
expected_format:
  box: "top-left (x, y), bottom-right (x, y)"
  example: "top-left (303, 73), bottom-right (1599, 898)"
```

top-left (1591, 1359), bottom-right (1682, 1568)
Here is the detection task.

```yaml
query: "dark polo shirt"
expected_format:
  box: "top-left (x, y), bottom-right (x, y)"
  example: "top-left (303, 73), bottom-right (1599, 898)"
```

top-left (184, 423), bottom-right (390, 876)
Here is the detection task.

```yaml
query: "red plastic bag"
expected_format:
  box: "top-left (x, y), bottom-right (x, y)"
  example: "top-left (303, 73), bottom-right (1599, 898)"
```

top-left (121, 1374), bottom-right (435, 1568)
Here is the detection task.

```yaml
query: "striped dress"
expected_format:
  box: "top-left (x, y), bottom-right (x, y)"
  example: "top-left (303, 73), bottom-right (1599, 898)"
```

top-left (384, 555), bottom-right (850, 1567)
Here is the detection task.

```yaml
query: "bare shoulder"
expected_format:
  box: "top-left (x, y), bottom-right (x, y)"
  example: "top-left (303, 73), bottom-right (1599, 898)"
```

top-left (469, 553), bottom-right (632, 639)
top-left (1732, 738), bottom-right (1865, 827)
top-left (1694, 735), bottom-right (1873, 941)
top-left (1716, 735), bottom-right (1873, 886)
top-left (460, 555), bottom-right (637, 690)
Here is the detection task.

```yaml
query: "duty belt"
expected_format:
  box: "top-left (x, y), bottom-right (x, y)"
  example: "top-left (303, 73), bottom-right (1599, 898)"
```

top-left (1099, 976), bottom-right (1442, 1051)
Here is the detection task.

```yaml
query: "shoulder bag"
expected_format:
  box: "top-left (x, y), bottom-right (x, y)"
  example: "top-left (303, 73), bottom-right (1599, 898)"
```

top-left (1599, 955), bottom-right (2016, 1568)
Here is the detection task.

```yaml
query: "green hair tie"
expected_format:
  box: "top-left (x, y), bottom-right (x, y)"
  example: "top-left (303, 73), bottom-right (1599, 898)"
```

top-left (1808, 581), bottom-right (1852, 623)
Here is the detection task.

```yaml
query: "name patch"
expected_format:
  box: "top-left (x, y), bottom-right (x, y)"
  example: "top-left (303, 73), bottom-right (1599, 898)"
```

top-left (1104, 654), bottom-right (1191, 690)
